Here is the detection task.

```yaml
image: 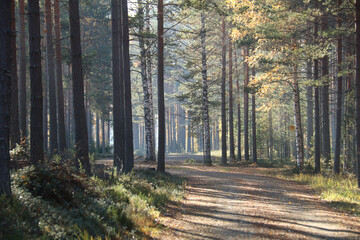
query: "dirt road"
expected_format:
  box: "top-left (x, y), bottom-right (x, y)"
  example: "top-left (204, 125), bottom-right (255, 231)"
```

top-left (155, 163), bottom-right (360, 240)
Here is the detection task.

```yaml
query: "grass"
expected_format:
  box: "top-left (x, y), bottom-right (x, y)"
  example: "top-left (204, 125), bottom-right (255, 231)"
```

top-left (0, 162), bottom-right (185, 240)
top-left (264, 166), bottom-right (360, 216)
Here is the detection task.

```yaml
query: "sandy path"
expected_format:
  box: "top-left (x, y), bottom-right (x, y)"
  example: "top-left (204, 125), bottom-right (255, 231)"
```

top-left (155, 164), bottom-right (360, 240)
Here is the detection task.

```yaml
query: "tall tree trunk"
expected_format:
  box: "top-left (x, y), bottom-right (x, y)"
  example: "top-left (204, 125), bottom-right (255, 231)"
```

top-left (200, 12), bottom-right (211, 165)
top-left (314, 1), bottom-right (321, 173)
top-left (54, 0), bottom-right (67, 152)
top-left (229, 42), bottom-right (235, 162)
top-left (102, 117), bottom-right (105, 154)
top-left (243, 47), bottom-right (250, 161)
top-left (334, 0), bottom-right (343, 174)
top-left (235, 47), bottom-right (241, 161)
top-left (138, 0), bottom-right (156, 162)
top-left (306, 61), bottom-right (313, 160)
top-left (19, 0), bottom-right (27, 138)
top-left (355, 0), bottom-right (360, 187)
top-left (293, 62), bottom-right (304, 168)
top-left (157, 0), bottom-right (165, 172)
top-left (96, 113), bottom-right (100, 151)
top-left (29, 0), bottom-right (44, 164)
top-left (221, 17), bottom-right (227, 165)
top-left (10, 0), bottom-right (20, 149)
top-left (251, 68), bottom-right (257, 163)
top-left (45, 0), bottom-right (58, 155)
top-left (0, 0), bottom-right (12, 195)
top-left (121, 0), bottom-right (134, 173)
top-left (69, 0), bottom-right (91, 175)
top-left (321, 3), bottom-right (331, 166)
top-left (112, 0), bottom-right (123, 170)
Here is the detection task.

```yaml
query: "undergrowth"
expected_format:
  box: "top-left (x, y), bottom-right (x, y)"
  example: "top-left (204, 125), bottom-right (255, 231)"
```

top-left (0, 163), bottom-right (185, 240)
top-left (265, 166), bottom-right (360, 216)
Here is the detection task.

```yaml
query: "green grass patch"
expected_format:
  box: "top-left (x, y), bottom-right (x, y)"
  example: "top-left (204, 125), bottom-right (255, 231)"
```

top-left (265, 167), bottom-right (360, 216)
top-left (0, 163), bottom-right (185, 239)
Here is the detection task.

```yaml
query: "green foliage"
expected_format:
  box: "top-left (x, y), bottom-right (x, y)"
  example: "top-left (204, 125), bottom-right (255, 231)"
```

top-left (1, 163), bottom-right (185, 239)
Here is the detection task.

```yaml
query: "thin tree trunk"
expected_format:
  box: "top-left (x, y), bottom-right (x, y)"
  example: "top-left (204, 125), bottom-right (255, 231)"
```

top-left (243, 47), bottom-right (250, 161)
top-left (45, 0), bottom-right (58, 155)
top-left (121, 0), bottom-right (134, 172)
top-left (157, 0), bottom-right (165, 172)
top-left (235, 47), bottom-right (241, 161)
top-left (251, 68), bottom-right (257, 163)
top-left (96, 113), bottom-right (100, 151)
top-left (0, 0), bottom-right (12, 195)
top-left (29, 0), bottom-right (44, 164)
top-left (334, 0), bottom-right (343, 174)
top-left (306, 61), bottom-right (313, 160)
top-left (221, 17), bottom-right (227, 165)
top-left (200, 12), bottom-right (211, 165)
top-left (269, 108), bottom-right (273, 161)
top-left (54, 0), bottom-right (67, 152)
top-left (355, 0), bottom-right (360, 187)
top-left (102, 117), bottom-right (105, 154)
top-left (69, 0), bottom-right (91, 175)
top-left (314, 1), bottom-right (321, 173)
top-left (229, 41), bottom-right (235, 162)
top-left (10, 0), bottom-right (20, 149)
top-left (293, 62), bottom-right (304, 168)
top-left (321, 3), bottom-right (331, 166)
top-left (138, 0), bottom-right (156, 162)
top-left (19, 0), bottom-right (27, 139)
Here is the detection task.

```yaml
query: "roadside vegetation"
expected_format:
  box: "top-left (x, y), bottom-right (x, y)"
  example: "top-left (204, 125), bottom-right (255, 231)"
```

top-left (0, 161), bottom-right (185, 240)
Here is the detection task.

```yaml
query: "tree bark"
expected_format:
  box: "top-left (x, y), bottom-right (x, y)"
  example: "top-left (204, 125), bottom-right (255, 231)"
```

top-left (10, 0), bottom-right (20, 149)
top-left (200, 12), bottom-right (211, 165)
top-left (121, 0), bottom-right (134, 173)
top-left (334, 0), bottom-right (343, 174)
top-left (45, 0), bottom-right (58, 155)
top-left (157, 0), bottom-right (165, 172)
top-left (306, 61), bottom-right (313, 160)
top-left (221, 17), bottom-right (227, 165)
top-left (229, 41), bottom-right (235, 162)
top-left (251, 68), bottom-right (257, 163)
top-left (54, 0), bottom-right (67, 152)
top-left (321, 3), bottom-right (331, 166)
top-left (69, 0), bottom-right (91, 175)
top-left (293, 62), bottom-right (304, 169)
top-left (269, 108), bottom-right (273, 162)
top-left (0, 0), bottom-right (12, 195)
top-left (19, 0), bottom-right (27, 138)
top-left (235, 47), bottom-right (241, 161)
top-left (355, 0), bottom-right (360, 187)
top-left (243, 47), bottom-right (250, 161)
top-left (138, 0), bottom-right (156, 162)
top-left (29, 0), bottom-right (44, 164)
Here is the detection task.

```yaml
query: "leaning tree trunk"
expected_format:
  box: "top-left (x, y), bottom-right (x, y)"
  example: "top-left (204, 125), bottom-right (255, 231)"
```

top-left (200, 12), bottom-right (211, 165)
top-left (121, 0), bottom-right (134, 173)
top-left (243, 47), bottom-right (250, 161)
top-left (54, 0), bottom-right (67, 152)
top-left (45, 0), bottom-right (58, 155)
top-left (221, 17), bottom-right (227, 165)
top-left (334, 0), bottom-right (343, 174)
top-left (355, 0), bottom-right (360, 188)
top-left (0, 0), bottom-right (12, 195)
top-left (19, 0), bottom-right (27, 138)
top-left (29, 0), bottom-right (44, 164)
top-left (69, 0), bottom-right (91, 175)
top-left (229, 41), bottom-right (235, 162)
top-left (293, 62), bottom-right (304, 169)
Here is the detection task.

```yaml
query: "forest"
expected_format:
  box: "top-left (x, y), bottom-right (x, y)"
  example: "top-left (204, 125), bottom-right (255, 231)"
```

top-left (1, 0), bottom-right (360, 239)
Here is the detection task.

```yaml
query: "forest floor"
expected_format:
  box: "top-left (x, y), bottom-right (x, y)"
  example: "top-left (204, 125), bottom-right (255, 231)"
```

top-left (133, 156), bottom-right (360, 240)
